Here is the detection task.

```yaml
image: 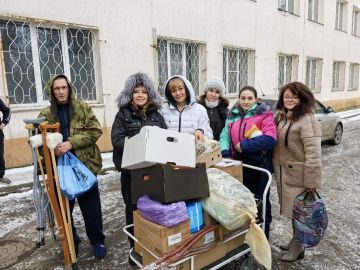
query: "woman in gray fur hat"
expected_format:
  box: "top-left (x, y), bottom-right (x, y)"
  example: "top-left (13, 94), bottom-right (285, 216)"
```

top-left (111, 73), bottom-right (166, 264)
top-left (198, 77), bottom-right (229, 140)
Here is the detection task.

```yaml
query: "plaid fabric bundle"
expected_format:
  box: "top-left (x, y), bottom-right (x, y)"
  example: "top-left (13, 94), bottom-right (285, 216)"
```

top-left (293, 190), bottom-right (328, 248)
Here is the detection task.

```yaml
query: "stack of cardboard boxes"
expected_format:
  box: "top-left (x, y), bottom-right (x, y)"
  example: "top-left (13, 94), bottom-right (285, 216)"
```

top-left (122, 126), bottom-right (245, 269)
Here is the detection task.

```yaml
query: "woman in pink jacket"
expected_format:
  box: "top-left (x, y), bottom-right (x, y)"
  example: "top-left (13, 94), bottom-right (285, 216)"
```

top-left (220, 86), bottom-right (277, 238)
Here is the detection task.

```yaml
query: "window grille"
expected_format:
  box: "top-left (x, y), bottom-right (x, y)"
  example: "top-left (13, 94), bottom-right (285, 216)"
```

top-left (223, 47), bottom-right (255, 95)
top-left (278, 54), bottom-right (298, 89)
top-left (156, 38), bottom-right (205, 96)
top-left (332, 61), bottom-right (346, 91)
top-left (349, 63), bottom-right (359, 90)
top-left (0, 19), bottom-right (98, 105)
top-left (305, 57), bottom-right (322, 92)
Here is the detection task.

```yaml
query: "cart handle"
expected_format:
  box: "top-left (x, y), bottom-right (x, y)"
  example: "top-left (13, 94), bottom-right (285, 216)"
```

top-left (242, 163), bottom-right (272, 232)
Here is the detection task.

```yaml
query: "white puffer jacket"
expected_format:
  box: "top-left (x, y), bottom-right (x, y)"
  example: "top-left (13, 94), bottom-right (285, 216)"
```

top-left (161, 75), bottom-right (213, 139)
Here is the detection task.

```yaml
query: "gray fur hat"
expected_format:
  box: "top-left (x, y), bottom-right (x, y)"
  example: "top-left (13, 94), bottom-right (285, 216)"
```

top-left (203, 76), bottom-right (226, 96)
top-left (116, 73), bottom-right (162, 109)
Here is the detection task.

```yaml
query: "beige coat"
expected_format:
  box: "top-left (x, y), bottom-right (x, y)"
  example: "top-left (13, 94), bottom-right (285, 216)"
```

top-left (273, 112), bottom-right (322, 218)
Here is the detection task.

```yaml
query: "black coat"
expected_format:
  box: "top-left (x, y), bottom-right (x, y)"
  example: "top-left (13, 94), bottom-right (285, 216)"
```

top-left (198, 96), bottom-right (229, 140)
top-left (111, 104), bottom-right (167, 171)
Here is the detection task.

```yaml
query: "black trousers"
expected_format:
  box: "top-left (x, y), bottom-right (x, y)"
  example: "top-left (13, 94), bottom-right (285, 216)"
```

top-left (0, 131), bottom-right (5, 178)
top-left (243, 167), bottom-right (272, 239)
top-left (69, 185), bottom-right (105, 245)
top-left (120, 172), bottom-right (137, 248)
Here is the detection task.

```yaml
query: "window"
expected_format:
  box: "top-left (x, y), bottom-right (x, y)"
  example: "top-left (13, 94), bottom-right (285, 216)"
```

top-left (223, 47), bottom-right (255, 95)
top-left (278, 0), bottom-right (300, 15)
top-left (278, 54), bottom-right (298, 89)
top-left (335, 1), bottom-right (348, 31)
top-left (349, 63), bottom-right (359, 90)
top-left (305, 57), bottom-right (323, 92)
top-left (308, 0), bottom-right (319, 21)
top-left (156, 38), bottom-right (205, 96)
top-left (332, 61), bottom-right (346, 91)
top-left (352, 6), bottom-right (360, 36)
top-left (0, 19), bottom-right (98, 105)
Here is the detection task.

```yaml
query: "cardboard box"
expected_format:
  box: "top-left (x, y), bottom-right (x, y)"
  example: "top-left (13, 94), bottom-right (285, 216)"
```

top-left (131, 163), bottom-right (209, 204)
top-left (133, 211), bottom-right (191, 257)
top-left (196, 147), bottom-right (222, 168)
top-left (213, 158), bottom-right (243, 183)
top-left (122, 126), bottom-right (196, 169)
top-left (138, 235), bottom-right (226, 270)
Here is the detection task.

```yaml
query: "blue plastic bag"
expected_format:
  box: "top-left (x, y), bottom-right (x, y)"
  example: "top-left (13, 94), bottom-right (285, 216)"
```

top-left (57, 152), bottom-right (98, 200)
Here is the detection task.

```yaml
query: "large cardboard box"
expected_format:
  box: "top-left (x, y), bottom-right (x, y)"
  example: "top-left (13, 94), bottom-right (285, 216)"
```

top-left (196, 147), bottom-right (222, 168)
top-left (213, 158), bottom-right (243, 183)
top-left (131, 163), bottom-right (209, 204)
top-left (122, 126), bottom-right (196, 169)
top-left (139, 237), bottom-right (227, 270)
top-left (133, 211), bottom-right (191, 257)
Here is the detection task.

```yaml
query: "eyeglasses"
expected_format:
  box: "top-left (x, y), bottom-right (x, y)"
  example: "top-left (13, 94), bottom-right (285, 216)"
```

top-left (284, 95), bottom-right (299, 101)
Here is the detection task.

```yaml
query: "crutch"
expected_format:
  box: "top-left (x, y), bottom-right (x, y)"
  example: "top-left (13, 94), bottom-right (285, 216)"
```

top-left (39, 123), bottom-right (75, 269)
top-left (24, 117), bottom-right (55, 246)
top-left (46, 131), bottom-right (77, 264)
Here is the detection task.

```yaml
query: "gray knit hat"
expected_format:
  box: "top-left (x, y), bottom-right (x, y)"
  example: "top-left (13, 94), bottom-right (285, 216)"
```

top-left (203, 76), bottom-right (226, 96)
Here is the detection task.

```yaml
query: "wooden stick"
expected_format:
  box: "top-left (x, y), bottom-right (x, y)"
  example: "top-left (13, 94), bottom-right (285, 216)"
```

top-left (50, 149), bottom-right (77, 263)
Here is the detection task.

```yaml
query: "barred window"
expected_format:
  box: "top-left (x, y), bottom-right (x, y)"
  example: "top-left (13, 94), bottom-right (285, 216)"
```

top-left (223, 47), bottom-right (255, 95)
top-left (332, 61), bottom-right (346, 91)
top-left (335, 1), bottom-right (348, 31)
top-left (0, 19), bottom-right (98, 105)
top-left (278, 54), bottom-right (298, 89)
top-left (352, 6), bottom-right (360, 36)
top-left (157, 38), bottom-right (205, 96)
top-left (348, 63), bottom-right (359, 90)
top-left (305, 57), bottom-right (322, 92)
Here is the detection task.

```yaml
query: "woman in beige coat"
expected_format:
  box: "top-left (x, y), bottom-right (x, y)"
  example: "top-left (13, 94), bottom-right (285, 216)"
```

top-left (273, 81), bottom-right (322, 262)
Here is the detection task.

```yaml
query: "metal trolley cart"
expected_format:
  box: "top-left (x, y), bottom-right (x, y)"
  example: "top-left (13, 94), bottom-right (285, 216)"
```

top-left (123, 163), bottom-right (271, 270)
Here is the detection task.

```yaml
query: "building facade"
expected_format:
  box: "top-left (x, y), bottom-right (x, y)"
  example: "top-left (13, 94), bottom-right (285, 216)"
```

top-left (0, 0), bottom-right (359, 167)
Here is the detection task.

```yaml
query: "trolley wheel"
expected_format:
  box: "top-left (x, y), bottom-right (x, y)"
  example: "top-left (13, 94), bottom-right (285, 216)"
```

top-left (239, 253), bottom-right (255, 270)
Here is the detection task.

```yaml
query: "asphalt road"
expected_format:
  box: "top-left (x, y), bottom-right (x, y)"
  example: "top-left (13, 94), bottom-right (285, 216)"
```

top-left (1, 119), bottom-right (360, 270)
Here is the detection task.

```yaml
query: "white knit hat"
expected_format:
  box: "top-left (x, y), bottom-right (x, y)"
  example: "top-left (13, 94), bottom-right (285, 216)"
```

top-left (203, 76), bottom-right (226, 96)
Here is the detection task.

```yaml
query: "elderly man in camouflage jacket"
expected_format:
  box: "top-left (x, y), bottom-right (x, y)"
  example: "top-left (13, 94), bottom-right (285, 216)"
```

top-left (39, 74), bottom-right (106, 259)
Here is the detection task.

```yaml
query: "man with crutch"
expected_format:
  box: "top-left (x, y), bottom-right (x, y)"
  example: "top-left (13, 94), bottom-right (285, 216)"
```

top-left (38, 74), bottom-right (107, 259)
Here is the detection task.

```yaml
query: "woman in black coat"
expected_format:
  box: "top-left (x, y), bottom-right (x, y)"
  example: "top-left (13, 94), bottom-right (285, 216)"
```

top-left (198, 77), bottom-right (229, 140)
top-left (111, 73), bottom-right (166, 259)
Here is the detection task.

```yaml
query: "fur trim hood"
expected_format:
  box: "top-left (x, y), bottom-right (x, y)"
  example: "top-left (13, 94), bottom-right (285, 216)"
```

top-left (116, 73), bottom-right (162, 109)
top-left (164, 75), bottom-right (196, 108)
top-left (229, 102), bottom-right (271, 118)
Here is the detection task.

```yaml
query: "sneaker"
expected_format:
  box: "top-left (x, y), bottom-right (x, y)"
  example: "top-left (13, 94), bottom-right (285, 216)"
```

top-left (93, 243), bottom-right (107, 259)
top-left (0, 177), bottom-right (11, 184)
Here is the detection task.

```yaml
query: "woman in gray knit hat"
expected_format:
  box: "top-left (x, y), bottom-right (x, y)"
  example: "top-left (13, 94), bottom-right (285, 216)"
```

top-left (198, 77), bottom-right (229, 140)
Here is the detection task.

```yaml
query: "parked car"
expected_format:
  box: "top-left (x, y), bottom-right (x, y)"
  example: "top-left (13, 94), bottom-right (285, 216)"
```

top-left (258, 95), bottom-right (343, 145)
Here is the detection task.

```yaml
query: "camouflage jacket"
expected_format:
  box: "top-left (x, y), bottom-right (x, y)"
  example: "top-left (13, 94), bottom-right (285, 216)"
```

top-left (39, 75), bottom-right (103, 175)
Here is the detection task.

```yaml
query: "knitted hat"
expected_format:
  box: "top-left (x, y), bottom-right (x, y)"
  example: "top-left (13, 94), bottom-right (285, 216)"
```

top-left (203, 77), bottom-right (226, 96)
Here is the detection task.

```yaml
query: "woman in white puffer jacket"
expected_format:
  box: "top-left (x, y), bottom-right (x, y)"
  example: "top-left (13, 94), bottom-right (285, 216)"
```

top-left (161, 75), bottom-right (213, 141)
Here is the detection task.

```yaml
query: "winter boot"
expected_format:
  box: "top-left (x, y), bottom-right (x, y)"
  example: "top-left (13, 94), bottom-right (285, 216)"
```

top-left (281, 229), bottom-right (304, 262)
top-left (280, 236), bottom-right (296, 251)
top-left (280, 219), bottom-right (296, 251)
top-left (0, 177), bottom-right (11, 184)
top-left (93, 243), bottom-right (107, 259)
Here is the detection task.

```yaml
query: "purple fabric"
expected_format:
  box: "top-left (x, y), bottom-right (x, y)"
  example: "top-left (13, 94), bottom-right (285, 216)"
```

top-left (137, 195), bottom-right (189, 227)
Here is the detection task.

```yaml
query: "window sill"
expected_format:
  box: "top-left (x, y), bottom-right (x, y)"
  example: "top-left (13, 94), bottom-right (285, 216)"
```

top-left (277, 8), bottom-right (300, 17)
top-left (335, 28), bottom-right (347, 33)
top-left (307, 19), bottom-right (324, 26)
top-left (347, 88), bottom-right (359, 91)
top-left (351, 33), bottom-right (360, 38)
top-left (332, 88), bottom-right (345, 92)
top-left (10, 102), bottom-right (105, 113)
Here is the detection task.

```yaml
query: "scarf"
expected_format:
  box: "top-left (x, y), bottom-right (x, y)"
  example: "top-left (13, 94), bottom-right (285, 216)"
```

top-left (205, 99), bottom-right (219, 108)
